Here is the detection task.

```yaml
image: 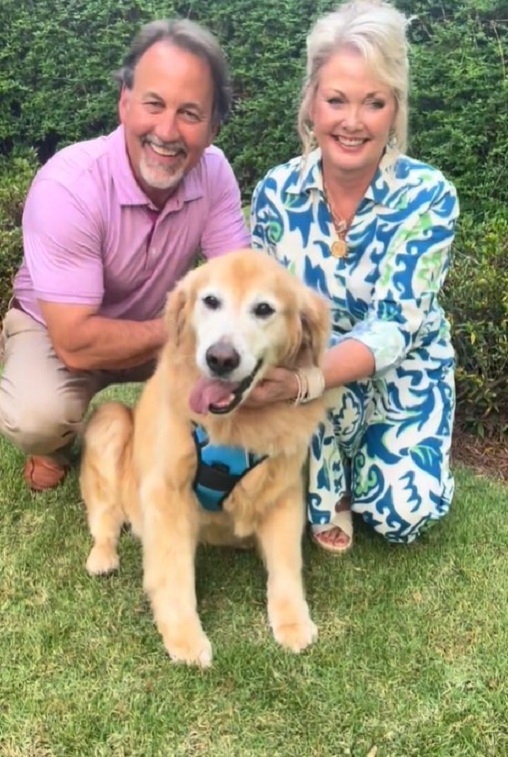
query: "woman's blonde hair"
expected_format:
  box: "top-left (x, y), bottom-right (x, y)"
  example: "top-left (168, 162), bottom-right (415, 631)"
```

top-left (298, 0), bottom-right (412, 154)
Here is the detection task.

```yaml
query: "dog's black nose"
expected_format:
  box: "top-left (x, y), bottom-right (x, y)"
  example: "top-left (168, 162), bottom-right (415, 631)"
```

top-left (206, 343), bottom-right (240, 376)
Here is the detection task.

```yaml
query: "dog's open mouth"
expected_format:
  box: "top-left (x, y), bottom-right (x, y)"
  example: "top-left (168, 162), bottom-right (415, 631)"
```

top-left (189, 360), bottom-right (262, 416)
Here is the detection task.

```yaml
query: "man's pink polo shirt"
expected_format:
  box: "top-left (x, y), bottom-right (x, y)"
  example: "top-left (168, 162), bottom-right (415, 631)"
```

top-left (14, 126), bottom-right (250, 324)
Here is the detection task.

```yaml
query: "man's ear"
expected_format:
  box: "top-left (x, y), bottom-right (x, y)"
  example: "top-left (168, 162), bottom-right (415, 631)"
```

top-left (207, 120), bottom-right (219, 147)
top-left (118, 85), bottom-right (130, 124)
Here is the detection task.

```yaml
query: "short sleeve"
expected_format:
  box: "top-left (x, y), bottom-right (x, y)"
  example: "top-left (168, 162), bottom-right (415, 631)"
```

top-left (200, 151), bottom-right (250, 258)
top-left (22, 177), bottom-right (104, 306)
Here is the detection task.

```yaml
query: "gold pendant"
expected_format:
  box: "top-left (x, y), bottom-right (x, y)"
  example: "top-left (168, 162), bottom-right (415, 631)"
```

top-left (331, 239), bottom-right (347, 259)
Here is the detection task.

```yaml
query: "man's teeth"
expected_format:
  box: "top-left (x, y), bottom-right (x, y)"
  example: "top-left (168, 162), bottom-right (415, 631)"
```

top-left (149, 143), bottom-right (180, 157)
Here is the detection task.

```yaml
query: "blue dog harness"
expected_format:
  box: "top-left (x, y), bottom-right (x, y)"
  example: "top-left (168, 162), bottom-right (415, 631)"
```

top-left (192, 424), bottom-right (268, 512)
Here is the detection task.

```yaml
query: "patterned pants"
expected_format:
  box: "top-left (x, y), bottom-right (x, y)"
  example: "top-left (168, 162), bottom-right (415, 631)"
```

top-left (307, 363), bottom-right (456, 544)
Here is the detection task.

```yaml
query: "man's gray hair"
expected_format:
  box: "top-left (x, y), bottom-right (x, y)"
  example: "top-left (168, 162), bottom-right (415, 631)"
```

top-left (115, 19), bottom-right (232, 127)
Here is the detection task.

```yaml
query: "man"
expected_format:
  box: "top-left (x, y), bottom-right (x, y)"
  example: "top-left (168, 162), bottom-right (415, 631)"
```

top-left (0, 19), bottom-right (250, 491)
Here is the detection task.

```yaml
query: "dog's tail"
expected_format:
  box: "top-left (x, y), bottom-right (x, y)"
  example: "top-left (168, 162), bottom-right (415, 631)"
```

top-left (83, 401), bottom-right (134, 458)
top-left (81, 402), bottom-right (135, 495)
top-left (80, 402), bottom-right (137, 573)
top-left (80, 401), bottom-right (135, 527)
top-left (85, 402), bottom-right (134, 440)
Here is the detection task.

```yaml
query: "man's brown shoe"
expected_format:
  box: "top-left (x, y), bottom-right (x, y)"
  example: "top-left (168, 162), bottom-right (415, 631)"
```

top-left (23, 456), bottom-right (69, 492)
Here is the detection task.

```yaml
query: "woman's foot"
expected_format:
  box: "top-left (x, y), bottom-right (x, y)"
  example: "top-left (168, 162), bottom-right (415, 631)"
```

top-left (311, 495), bottom-right (353, 554)
top-left (313, 526), bottom-right (351, 551)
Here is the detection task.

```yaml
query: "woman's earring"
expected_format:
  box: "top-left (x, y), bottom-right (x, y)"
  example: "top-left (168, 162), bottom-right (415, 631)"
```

top-left (387, 129), bottom-right (398, 150)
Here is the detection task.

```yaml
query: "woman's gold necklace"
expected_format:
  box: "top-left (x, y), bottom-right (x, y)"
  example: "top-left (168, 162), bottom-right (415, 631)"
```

top-left (323, 181), bottom-right (352, 259)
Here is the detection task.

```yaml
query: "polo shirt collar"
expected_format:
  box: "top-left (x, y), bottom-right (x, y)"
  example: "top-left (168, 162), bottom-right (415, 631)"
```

top-left (109, 125), bottom-right (204, 210)
top-left (290, 146), bottom-right (403, 209)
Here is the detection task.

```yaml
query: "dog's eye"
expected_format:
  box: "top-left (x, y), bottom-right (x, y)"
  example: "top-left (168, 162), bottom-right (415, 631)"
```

top-left (203, 295), bottom-right (221, 310)
top-left (253, 302), bottom-right (275, 319)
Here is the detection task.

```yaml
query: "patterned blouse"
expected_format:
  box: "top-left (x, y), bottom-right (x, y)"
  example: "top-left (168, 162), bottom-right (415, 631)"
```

top-left (250, 147), bottom-right (459, 380)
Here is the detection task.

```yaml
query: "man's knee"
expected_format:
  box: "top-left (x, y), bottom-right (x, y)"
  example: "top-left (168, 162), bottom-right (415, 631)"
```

top-left (0, 388), bottom-right (88, 455)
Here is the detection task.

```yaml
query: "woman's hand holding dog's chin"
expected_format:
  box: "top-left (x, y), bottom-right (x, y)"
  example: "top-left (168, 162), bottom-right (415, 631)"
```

top-left (245, 368), bottom-right (300, 406)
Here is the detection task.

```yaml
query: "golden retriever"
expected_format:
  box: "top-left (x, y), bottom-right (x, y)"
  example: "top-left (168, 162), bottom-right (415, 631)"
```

top-left (80, 250), bottom-right (329, 667)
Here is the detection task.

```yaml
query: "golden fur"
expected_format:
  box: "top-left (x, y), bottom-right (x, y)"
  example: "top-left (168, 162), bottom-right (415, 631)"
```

top-left (80, 250), bottom-right (329, 667)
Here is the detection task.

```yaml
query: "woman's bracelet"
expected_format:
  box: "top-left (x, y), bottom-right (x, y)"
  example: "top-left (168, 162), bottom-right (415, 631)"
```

top-left (291, 367), bottom-right (325, 405)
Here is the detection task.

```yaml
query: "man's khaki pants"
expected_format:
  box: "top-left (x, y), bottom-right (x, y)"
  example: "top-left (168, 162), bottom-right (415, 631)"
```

top-left (0, 307), bottom-right (155, 464)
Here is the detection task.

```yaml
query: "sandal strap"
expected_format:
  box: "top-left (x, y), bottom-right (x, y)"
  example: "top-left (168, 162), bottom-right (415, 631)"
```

top-left (312, 509), bottom-right (353, 540)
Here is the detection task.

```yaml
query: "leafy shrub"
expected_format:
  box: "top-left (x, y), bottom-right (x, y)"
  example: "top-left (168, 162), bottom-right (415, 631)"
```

top-left (1, 0), bottom-right (507, 214)
top-left (403, 0), bottom-right (508, 217)
top-left (0, 0), bottom-right (154, 160)
top-left (0, 150), bottom-right (39, 319)
top-left (444, 215), bottom-right (508, 436)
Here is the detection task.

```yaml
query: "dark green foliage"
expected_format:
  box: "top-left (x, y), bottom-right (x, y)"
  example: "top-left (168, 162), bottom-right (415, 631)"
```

top-left (443, 215), bottom-right (508, 436)
top-left (0, 150), bottom-right (39, 319)
top-left (403, 0), bottom-right (508, 216)
top-left (0, 0), bottom-right (311, 189)
top-left (0, 0), bottom-right (157, 162)
top-left (1, 0), bottom-right (507, 213)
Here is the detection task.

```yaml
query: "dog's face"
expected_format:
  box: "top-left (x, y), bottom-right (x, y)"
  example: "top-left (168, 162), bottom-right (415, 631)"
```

top-left (165, 250), bottom-right (329, 415)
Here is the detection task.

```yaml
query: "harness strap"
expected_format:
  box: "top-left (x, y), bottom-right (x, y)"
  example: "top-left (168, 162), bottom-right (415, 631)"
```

top-left (192, 424), bottom-right (267, 512)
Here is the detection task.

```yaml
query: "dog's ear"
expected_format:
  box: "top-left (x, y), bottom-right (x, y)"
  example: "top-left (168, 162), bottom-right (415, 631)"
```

top-left (164, 275), bottom-right (196, 349)
top-left (298, 288), bottom-right (330, 366)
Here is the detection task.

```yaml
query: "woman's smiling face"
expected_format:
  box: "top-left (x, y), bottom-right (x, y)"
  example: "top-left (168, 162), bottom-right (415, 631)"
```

top-left (310, 46), bottom-right (397, 182)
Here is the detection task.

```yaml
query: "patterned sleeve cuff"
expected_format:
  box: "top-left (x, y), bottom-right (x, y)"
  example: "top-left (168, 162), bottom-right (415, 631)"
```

top-left (332, 318), bottom-right (406, 376)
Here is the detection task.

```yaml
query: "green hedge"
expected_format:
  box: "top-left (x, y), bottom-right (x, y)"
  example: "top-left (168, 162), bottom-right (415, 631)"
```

top-left (404, 0), bottom-right (508, 218)
top-left (1, 0), bottom-right (507, 213)
top-left (0, 151), bottom-right (39, 318)
top-left (442, 215), bottom-right (508, 436)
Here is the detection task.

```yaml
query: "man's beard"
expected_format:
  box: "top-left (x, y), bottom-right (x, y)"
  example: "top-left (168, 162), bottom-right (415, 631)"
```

top-left (139, 137), bottom-right (188, 191)
top-left (139, 157), bottom-right (186, 191)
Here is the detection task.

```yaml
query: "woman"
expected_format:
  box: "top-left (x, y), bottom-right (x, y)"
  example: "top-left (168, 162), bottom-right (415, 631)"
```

top-left (249, 0), bottom-right (459, 552)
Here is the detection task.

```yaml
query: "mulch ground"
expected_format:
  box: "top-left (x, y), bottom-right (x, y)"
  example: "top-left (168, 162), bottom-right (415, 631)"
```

top-left (452, 429), bottom-right (508, 483)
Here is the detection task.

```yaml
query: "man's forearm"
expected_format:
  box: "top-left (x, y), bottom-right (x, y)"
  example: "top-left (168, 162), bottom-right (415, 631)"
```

top-left (56, 315), bottom-right (167, 371)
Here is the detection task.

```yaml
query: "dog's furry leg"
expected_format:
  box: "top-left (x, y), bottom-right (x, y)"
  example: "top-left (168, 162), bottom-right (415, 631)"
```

top-left (257, 486), bottom-right (318, 653)
top-left (140, 480), bottom-right (212, 668)
top-left (80, 402), bottom-right (133, 575)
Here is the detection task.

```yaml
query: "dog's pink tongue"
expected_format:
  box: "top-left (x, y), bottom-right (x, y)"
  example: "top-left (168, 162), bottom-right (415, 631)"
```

top-left (189, 377), bottom-right (236, 415)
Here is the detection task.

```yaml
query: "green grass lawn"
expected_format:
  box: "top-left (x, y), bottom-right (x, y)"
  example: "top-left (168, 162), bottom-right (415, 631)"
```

top-left (1, 384), bottom-right (508, 757)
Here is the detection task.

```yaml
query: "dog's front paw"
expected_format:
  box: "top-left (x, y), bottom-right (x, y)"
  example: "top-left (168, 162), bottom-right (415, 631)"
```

top-left (163, 626), bottom-right (213, 668)
top-left (272, 616), bottom-right (318, 653)
top-left (86, 545), bottom-right (120, 575)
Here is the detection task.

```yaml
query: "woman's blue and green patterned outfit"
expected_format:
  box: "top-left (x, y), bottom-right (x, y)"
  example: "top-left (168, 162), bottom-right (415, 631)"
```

top-left (250, 147), bottom-right (459, 543)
